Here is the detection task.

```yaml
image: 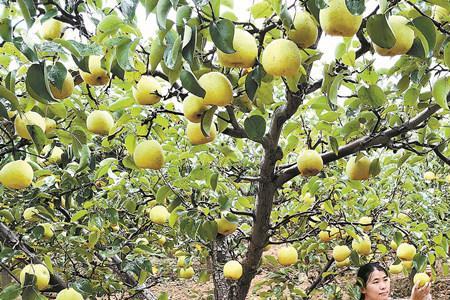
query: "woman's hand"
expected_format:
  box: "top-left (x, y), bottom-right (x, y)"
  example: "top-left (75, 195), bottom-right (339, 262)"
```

top-left (410, 282), bottom-right (432, 300)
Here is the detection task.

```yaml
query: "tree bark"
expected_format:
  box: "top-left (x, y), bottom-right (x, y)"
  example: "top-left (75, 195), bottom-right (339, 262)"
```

top-left (211, 235), bottom-right (236, 300)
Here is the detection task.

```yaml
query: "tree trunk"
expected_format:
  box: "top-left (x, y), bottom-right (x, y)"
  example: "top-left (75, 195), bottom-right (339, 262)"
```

top-left (236, 182), bottom-right (276, 299)
top-left (210, 235), bottom-right (236, 300)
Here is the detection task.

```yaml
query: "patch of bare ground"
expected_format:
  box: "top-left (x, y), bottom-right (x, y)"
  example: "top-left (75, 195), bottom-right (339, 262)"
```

top-left (149, 247), bottom-right (450, 300)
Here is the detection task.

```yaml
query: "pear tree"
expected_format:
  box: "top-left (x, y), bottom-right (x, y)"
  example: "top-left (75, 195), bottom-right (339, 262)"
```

top-left (1, 0), bottom-right (450, 299)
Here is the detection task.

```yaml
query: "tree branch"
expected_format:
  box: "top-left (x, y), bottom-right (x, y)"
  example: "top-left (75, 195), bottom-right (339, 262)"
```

top-left (276, 103), bottom-right (443, 186)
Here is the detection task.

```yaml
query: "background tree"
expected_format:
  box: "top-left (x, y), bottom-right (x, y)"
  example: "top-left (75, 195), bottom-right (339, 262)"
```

top-left (0, 0), bottom-right (450, 299)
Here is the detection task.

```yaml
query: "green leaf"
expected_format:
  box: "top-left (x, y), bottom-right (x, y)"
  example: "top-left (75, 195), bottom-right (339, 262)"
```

top-left (210, 173), bottom-right (219, 191)
top-left (0, 85), bottom-right (20, 110)
top-left (26, 62), bottom-right (55, 104)
top-left (97, 15), bottom-right (123, 35)
top-left (306, 0), bottom-right (320, 22)
top-left (156, 185), bottom-right (173, 203)
top-left (328, 74), bottom-right (344, 106)
top-left (209, 19), bottom-right (235, 54)
top-left (27, 125), bottom-right (46, 153)
top-left (163, 34), bottom-right (181, 70)
top-left (111, 58), bottom-right (125, 80)
top-left (444, 43), bottom-right (450, 68)
top-left (201, 106), bottom-right (217, 137)
top-left (121, 0), bottom-right (139, 21)
top-left (150, 37), bottom-right (165, 72)
top-left (76, 145), bottom-right (90, 173)
top-left (13, 37), bottom-right (38, 62)
top-left (404, 87), bottom-right (419, 106)
top-left (432, 76), bottom-right (450, 110)
top-left (17, 0), bottom-right (36, 28)
top-left (280, 5), bottom-right (293, 30)
top-left (414, 253), bottom-right (428, 272)
top-left (0, 284), bottom-right (21, 299)
top-left (6, 71), bottom-right (16, 94)
top-left (180, 70), bottom-right (205, 98)
top-left (48, 62), bottom-right (67, 90)
top-left (246, 65), bottom-right (264, 100)
top-left (95, 158), bottom-right (117, 179)
top-left (250, 1), bottom-right (273, 19)
top-left (411, 16), bottom-right (436, 57)
top-left (366, 14), bottom-right (396, 49)
top-left (345, 0), bottom-right (365, 15)
top-left (0, 18), bottom-right (12, 42)
top-left (116, 37), bottom-right (137, 71)
top-left (141, 0), bottom-right (158, 15)
top-left (244, 115), bottom-right (266, 141)
top-left (156, 0), bottom-right (171, 29)
top-left (198, 220), bottom-right (218, 242)
top-left (369, 158), bottom-right (381, 176)
top-left (176, 5), bottom-right (192, 29)
top-left (181, 25), bottom-right (196, 65)
top-left (329, 136), bottom-right (339, 155)
top-left (367, 85), bottom-right (386, 108)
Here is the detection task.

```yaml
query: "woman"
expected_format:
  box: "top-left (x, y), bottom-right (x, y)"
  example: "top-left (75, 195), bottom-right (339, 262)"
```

top-left (357, 263), bottom-right (432, 300)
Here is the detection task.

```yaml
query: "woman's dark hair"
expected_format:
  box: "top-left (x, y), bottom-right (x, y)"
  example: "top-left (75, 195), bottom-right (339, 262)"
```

top-left (357, 263), bottom-right (389, 300)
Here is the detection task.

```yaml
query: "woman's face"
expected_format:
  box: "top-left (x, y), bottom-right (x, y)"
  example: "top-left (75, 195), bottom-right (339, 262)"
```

top-left (362, 269), bottom-right (390, 300)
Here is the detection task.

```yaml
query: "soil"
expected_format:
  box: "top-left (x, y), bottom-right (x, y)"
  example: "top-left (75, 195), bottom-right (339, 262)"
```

top-left (150, 247), bottom-right (450, 300)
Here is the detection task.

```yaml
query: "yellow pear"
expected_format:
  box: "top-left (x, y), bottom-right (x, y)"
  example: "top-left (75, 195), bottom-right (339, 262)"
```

top-left (215, 218), bottom-right (238, 235)
top-left (352, 236), bottom-right (371, 256)
top-left (186, 122), bottom-right (217, 145)
top-left (0, 160), bottom-right (34, 190)
top-left (223, 260), bottom-right (243, 280)
top-left (319, 227), bottom-right (339, 242)
top-left (390, 240), bottom-right (398, 250)
top-left (86, 110), bottom-right (114, 135)
top-left (56, 288), bottom-right (84, 300)
top-left (23, 207), bottom-right (39, 222)
top-left (157, 235), bottom-right (166, 246)
top-left (346, 155), bottom-right (371, 180)
top-left (358, 216), bottom-right (372, 231)
top-left (389, 263), bottom-right (403, 274)
top-left (183, 95), bottom-right (208, 123)
top-left (50, 71), bottom-right (74, 99)
top-left (149, 205), bottom-right (169, 225)
top-left (20, 264), bottom-right (50, 291)
top-left (319, 0), bottom-right (363, 37)
top-left (297, 149), bottom-right (323, 176)
top-left (79, 55), bottom-right (110, 86)
top-left (374, 16), bottom-right (415, 56)
top-left (413, 272), bottom-right (430, 287)
top-left (14, 111), bottom-right (46, 140)
top-left (41, 145), bottom-right (64, 165)
top-left (177, 256), bottom-right (189, 267)
top-left (446, 174), bottom-right (450, 183)
top-left (133, 75), bottom-right (162, 105)
top-left (45, 118), bottom-right (57, 134)
top-left (198, 72), bottom-right (233, 106)
top-left (402, 260), bottom-right (413, 270)
top-left (288, 11), bottom-right (318, 48)
top-left (133, 140), bottom-right (164, 170)
top-left (424, 171), bottom-right (436, 181)
top-left (396, 243), bottom-right (416, 261)
top-left (277, 245), bottom-right (298, 266)
top-left (39, 223), bottom-right (54, 239)
top-left (40, 18), bottom-right (65, 40)
top-left (336, 257), bottom-right (350, 267)
top-left (261, 39), bottom-right (301, 77)
top-left (217, 28), bottom-right (258, 68)
top-left (179, 266), bottom-right (195, 279)
top-left (332, 245), bottom-right (351, 262)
